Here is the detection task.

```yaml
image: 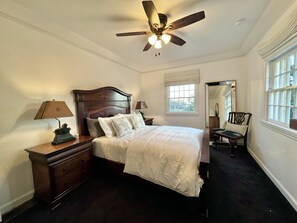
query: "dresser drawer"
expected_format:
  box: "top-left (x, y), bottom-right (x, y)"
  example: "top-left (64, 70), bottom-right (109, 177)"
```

top-left (53, 151), bottom-right (91, 195)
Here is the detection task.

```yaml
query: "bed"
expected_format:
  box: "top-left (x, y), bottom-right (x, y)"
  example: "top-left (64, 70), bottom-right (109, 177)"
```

top-left (73, 86), bottom-right (209, 199)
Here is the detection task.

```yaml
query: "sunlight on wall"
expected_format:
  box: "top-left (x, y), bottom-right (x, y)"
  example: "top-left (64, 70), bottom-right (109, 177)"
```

top-left (0, 14), bottom-right (141, 214)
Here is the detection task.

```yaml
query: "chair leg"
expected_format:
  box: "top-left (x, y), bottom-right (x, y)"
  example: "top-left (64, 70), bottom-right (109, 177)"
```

top-left (214, 134), bottom-right (218, 149)
top-left (228, 139), bottom-right (237, 158)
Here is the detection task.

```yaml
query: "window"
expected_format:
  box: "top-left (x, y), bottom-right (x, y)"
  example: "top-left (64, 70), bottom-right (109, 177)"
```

top-left (225, 92), bottom-right (232, 120)
top-left (164, 69), bottom-right (199, 114)
top-left (267, 46), bottom-right (297, 126)
top-left (167, 84), bottom-right (196, 113)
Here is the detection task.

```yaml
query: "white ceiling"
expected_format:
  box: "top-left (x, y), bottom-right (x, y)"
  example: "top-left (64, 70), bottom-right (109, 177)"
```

top-left (7, 0), bottom-right (295, 72)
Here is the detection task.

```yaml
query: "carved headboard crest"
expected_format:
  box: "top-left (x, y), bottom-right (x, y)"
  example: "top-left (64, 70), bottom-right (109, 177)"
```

top-left (73, 86), bottom-right (132, 136)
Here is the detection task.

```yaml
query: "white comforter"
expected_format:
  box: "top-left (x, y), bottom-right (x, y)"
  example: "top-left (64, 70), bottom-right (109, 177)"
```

top-left (123, 126), bottom-right (204, 197)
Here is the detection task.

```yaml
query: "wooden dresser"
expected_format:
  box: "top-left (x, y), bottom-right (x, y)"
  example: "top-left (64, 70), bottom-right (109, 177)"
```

top-left (209, 116), bottom-right (220, 139)
top-left (25, 135), bottom-right (93, 206)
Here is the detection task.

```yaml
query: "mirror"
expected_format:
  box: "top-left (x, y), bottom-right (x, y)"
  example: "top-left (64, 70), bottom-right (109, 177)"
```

top-left (205, 80), bottom-right (236, 139)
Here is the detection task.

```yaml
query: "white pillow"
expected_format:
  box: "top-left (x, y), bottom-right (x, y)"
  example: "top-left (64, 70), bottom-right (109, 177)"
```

top-left (98, 116), bottom-right (120, 138)
top-left (116, 114), bottom-right (133, 129)
top-left (111, 116), bottom-right (133, 138)
top-left (225, 123), bottom-right (248, 136)
top-left (131, 113), bottom-right (145, 129)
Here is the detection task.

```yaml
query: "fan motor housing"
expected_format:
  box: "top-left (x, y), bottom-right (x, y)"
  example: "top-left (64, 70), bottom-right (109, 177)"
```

top-left (158, 13), bottom-right (168, 28)
top-left (149, 13), bottom-right (168, 35)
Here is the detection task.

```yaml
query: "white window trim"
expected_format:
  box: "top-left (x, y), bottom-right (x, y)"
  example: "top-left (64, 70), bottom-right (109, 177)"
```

top-left (258, 3), bottom-right (297, 138)
top-left (261, 37), bottom-right (297, 139)
top-left (165, 84), bottom-right (199, 116)
top-left (164, 69), bottom-right (200, 116)
top-left (166, 112), bottom-right (200, 116)
top-left (261, 120), bottom-right (297, 141)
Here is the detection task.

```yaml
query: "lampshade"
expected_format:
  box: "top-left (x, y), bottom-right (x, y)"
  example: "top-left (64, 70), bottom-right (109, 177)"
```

top-left (161, 34), bottom-right (171, 44)
top-left (34, 100), bottom-right (74, 120)
top-left (35, 100), bottom-right (75, 145)
top-left (148, 34), bottom-right (157, 45)
top-left (135, 101), bottom-right (148, 110)
top-left (154, 39), bottom-right (162, 49)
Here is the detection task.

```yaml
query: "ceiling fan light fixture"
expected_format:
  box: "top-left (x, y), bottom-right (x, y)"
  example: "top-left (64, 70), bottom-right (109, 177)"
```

top-left (116, 1), bottom-right (206, 54)
top-left (148, 34), bottom-right (157, 45)
top-left (154, 39), bottom-right (162, 49)
top-left (161, 33), bottom-right (171, 44)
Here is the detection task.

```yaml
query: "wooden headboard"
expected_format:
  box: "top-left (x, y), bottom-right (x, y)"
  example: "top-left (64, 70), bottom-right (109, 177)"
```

top-left (73, 86), bottom-right (132, 136)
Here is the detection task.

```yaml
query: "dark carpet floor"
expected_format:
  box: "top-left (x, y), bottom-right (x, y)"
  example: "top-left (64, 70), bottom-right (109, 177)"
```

top-left (4, 145), bottom-right (297, 223)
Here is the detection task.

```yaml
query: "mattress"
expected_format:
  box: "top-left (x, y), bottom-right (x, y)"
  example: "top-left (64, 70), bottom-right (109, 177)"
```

top-left (92, 125), bottom-right (204, 197)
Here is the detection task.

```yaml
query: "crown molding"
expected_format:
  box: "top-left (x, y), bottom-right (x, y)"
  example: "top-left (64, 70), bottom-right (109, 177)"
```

top-left (0, 1), bottom-right (249, 75)
top-left (240, 0), bottom-right (296, 56)
top-left (1, 0), bottom-right (293, 74)
top-left (138, 50), bottom-right (245, 73)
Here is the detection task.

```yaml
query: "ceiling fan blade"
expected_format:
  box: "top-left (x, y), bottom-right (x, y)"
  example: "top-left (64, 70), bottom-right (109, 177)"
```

top-left (142, 1), bottom-right (160, 27)
top-left (170, 11), bottom-right (205, 30)
top-left (116, 31), bottom-right (149, 37)
top-left (143, 42), bottom-right (152, 51)
top-left (169, 34), bottom-right (186, 46)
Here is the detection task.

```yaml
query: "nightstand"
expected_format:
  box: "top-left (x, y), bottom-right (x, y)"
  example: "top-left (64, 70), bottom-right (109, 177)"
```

top-left (144, 118), bottom-right (154, 125)
top-left (25, 135), bottom-right (93, 206)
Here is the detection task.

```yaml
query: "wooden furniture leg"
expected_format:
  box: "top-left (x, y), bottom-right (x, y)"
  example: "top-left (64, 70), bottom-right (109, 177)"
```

top-left (228, 138), bottom-right (237, 158)
top-left (214, 133), bottom-right (218, 149)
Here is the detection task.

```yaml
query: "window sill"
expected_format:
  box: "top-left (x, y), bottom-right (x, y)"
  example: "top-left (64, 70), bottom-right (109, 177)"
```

top-left (261, 120), bottom-right (297, 141)
top-left (166, 112), bottom-right (199, 117)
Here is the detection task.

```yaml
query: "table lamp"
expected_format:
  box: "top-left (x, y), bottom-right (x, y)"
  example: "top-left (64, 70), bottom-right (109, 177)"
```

top-left (135, 101), bottom-right (148, 119)
top-left (34, 100), bottom-right (75, 145)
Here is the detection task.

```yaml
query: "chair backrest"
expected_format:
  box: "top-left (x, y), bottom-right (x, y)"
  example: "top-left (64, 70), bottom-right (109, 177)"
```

top-left (228, 112), bottom-right (252, 126)
top-left (224, 112), bottom-right (252, 149)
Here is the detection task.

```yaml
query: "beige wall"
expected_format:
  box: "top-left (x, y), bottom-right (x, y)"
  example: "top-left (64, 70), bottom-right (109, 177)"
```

top-left (0, 16), bottom-right (141, 213)
top-left (140, 57), bottom-right (248, 129)
top-left (246, 47), bottom-right (297, 211)
top-left (245, 2), bottom-right (297, 211)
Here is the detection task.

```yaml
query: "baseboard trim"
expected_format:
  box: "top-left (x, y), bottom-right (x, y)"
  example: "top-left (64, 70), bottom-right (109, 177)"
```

top-left (248, 147), bottom-right (297, 212)
top-left (0, 190), bottom-right (34, 215)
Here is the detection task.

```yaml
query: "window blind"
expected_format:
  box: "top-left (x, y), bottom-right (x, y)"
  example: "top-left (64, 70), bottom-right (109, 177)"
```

top-left (258, 6), bottom-right (297, 59)
top-left (164, 69), bottom-right (200, 87)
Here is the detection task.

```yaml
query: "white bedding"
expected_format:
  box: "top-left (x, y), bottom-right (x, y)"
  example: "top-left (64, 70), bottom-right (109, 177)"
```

top-left (92, 125), bottom-right (204, 197)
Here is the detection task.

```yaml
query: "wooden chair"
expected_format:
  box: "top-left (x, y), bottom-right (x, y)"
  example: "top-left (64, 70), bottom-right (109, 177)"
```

top-left (214, 112), bottom-right (252, 157)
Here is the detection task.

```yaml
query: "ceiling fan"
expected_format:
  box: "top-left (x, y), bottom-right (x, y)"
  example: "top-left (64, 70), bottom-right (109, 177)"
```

top-left (116, 1), bottom-right (205, 54)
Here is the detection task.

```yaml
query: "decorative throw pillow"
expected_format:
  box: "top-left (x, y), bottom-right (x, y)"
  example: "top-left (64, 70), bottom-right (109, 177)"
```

top-left (131, 113), bottom-right (145, 129)
top-left (98, 116), bottom-right (119, 138)
top-left (111, 116), bottom-right (133, 138)
top-left (86, 118), bottom-right (105, 138)
top-left (116, 114), bottom-right (134, 129)
top-left (225, 123), bottom-right (248, 136)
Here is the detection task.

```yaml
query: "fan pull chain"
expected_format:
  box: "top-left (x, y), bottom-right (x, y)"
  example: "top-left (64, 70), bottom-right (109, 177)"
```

top-left (155, 49), bottom-right (161, 57)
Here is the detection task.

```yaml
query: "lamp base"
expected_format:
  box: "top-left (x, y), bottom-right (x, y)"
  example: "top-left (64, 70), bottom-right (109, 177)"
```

top-left (52, 125), bottom-right (75, 145)
top-left (139, 110), bottom-right (145, 120)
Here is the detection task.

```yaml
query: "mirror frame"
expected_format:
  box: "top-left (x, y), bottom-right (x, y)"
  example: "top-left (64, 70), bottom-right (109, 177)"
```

top-left (205, 80), bottom-right (237, 128)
